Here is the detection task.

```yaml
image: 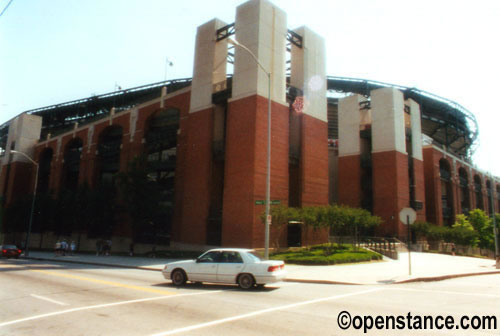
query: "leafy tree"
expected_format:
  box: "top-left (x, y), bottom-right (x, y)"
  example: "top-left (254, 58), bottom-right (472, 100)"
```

top-left (263, 205), bottom-right (300, 250)
top-left (467, 209), bottom-right (494, 250)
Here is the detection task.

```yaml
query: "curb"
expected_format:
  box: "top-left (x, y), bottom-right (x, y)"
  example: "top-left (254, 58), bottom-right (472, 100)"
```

top-left (394, 270), bottom-right (500, 284)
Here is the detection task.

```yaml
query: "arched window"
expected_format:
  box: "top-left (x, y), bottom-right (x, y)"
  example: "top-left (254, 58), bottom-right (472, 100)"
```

top-left (473, 175), bottom-right (483, 210)
top-left (458, 168), bottom-right (470, 214)
top-left (486, 180), bottom-right (493, 215)
top-left (37, 148), bottom-right (53, 194)
top-left (141, 108), bottom-right (180, 244)
top-left (439, 159), bottom-right (453, 225)
top-left (62, 138), bottom-right (83, 191)
top-left (97, 126), bottom-right (123, 185)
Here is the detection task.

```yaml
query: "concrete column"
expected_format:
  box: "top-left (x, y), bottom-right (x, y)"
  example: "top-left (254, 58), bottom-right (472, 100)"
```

top-left (290, 26), bottom-right (327, 123)
top-left (371, 88), bottom-right (409, 238)
top-left (190, 19), bottom-right (228, 113)
top-left (407, 98), bottom-right (426, 221)
top-left (223, 0), bottom-right (289, 247)
top-left (232, 0), bottom-right (287, 105)
top-left (337, 94), bottom-right (364, 208)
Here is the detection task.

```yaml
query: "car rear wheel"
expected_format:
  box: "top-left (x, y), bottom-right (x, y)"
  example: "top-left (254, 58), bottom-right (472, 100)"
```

top-left (238, 273), bottom-right (255, 289)
top-left (171, 269), bottom-right (187, 286)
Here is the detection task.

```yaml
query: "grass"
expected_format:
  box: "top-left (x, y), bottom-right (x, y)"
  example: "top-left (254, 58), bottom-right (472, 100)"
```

top-left (270, 244), bottom-right (382, 265)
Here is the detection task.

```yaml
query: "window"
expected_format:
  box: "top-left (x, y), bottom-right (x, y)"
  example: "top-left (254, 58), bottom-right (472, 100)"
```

top-left (198, 251), bottom-right (221, 263)
top-left (220, 251), bottom-right (243, 263)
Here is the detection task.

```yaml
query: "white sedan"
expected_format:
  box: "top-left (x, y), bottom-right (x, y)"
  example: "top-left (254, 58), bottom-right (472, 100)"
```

top-left (162, 248), bottom-right (286, 289)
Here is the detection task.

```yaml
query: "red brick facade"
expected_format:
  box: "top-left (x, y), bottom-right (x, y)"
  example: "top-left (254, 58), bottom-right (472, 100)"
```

top-left (222, 95), bottom-right (289, 247)
top-left (372, 150), bottom-right (409, 238)
top-left (338, 155), bottom-right (362, 208)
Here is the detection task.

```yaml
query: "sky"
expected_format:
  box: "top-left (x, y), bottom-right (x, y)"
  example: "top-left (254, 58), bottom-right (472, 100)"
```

top-left (1, 0), bottom-right (499, 177)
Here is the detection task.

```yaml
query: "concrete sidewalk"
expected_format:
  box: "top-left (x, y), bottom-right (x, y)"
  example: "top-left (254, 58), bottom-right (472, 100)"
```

top-left (23, 250), bottom-right (500, 285)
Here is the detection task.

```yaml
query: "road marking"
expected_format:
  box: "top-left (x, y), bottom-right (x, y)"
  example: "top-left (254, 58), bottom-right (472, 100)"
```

top-left (31, 269), bottom-right (174, 295)
top-left (150, 287), bottom-right (384, 336)
top-left (391, 287), bottom-right (500, 298)
top-left (0, 290), bottom-right (223, 328)
top-left (30, 294), bottom-right (68, 306)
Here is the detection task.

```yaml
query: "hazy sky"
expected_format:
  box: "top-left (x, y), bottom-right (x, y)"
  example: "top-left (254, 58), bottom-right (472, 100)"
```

top-left (1, 0), bottom-right (499, 176)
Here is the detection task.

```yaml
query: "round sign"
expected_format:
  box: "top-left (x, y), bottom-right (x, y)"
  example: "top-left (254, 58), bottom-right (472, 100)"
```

top-left (399, 207), bottom-right (417, 225)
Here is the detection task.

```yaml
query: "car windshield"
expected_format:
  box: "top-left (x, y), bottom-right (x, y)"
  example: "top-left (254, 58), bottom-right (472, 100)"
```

top-left (247, 251), bottom-right (262, 262)
top-left (3, 245), bottom-right (17, 249)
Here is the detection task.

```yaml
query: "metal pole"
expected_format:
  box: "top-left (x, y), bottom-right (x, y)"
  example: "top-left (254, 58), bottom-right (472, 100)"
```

top-left (264, 72), bottom-right (271, 260)
top-left (25, 164), bottom-right (38, 257)
top-left (407, 215), bottom-right (411, 275)
top-left (489, 180), bottom-right (499, 259)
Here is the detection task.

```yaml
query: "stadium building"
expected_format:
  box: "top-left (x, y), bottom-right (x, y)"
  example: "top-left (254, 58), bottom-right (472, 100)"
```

top-left (0, 0), bottom-right (499, 252)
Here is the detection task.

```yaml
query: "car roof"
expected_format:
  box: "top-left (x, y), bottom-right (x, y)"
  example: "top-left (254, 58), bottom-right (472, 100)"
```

top-left (205, 248), bottom-right (254, 253)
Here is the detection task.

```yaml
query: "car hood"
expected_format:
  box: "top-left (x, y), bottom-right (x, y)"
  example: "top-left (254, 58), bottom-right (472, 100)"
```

top-left (165, 259), bottom-right (196, 267)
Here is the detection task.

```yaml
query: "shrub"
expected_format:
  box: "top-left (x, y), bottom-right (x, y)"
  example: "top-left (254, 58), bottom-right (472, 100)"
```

top-left (271, 244), bottom-right (382, 265)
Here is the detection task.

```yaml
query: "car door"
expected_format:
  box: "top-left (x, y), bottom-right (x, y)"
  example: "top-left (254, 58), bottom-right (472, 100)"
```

top-left (216, 251), bottom-right (245, 283)
top-left (190, 251), bottom-right (220, 282)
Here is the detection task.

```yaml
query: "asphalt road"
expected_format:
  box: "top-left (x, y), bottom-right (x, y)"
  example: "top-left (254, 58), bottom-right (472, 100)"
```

top-left (0, 258), bottom-right (499, 336)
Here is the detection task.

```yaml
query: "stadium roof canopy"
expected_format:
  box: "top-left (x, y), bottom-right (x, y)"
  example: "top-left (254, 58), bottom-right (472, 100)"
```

top-left (0, 76), bottom-right (478, 159)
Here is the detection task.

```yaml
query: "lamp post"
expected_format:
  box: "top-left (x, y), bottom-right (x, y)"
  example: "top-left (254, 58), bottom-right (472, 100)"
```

top-left (489, 174), bottom-right (499, 263)
top-left (228, 38), bottom-right (272, 260)
top-left (10, 150), bottom-right (39, 257)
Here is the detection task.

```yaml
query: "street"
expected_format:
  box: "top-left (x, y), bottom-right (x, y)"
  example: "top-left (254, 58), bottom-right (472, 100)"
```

top-left (0, 258), bottom-right (499, 335)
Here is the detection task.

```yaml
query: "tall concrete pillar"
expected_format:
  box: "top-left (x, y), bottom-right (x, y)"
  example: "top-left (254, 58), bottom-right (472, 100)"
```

top-left (371, 87), bottom-right (409, 238)
top-left (290, 26), bottom-right (328, 207)
top-left (337, 94), bottom-right (365, 208)
top-left (223, 0), bottom-right (289, 247)
top-left (407, 98), bottom-right (426, 221)
top-left (177, 18), bottom-right (228, 245)
top-left (0, 113), bottom-right (42, 205)
top-left (288, 26), bottom-right (328, 244)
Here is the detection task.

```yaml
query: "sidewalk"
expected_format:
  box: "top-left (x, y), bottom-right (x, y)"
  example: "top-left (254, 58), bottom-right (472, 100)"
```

top-left (24, 251), bottom-right (500, 285)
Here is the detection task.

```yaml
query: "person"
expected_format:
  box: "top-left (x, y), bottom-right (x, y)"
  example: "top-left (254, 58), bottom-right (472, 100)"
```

top-left (61, 240), bottom-right (68, 256)
top-left (129, 242), bottom-right (134, 256)
top-left (106, 240), bottom-right (112, 256)
top-left (54, 241), bottom-right (61, 256)
top-left (70, 241), bottom-right (76, 255)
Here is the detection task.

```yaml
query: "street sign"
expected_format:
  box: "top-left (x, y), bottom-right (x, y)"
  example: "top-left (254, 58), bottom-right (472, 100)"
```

top-left (399, 207), bottom-right (417, 225)
top-left (255, 200), bottom-right (281, 205)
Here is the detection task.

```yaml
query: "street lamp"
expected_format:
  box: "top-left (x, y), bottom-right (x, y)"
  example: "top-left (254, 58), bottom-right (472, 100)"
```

top-left (489, 174), bottom-right (499, 264)
top-left (228, 38), bottom-right (272, 259)
top-left (10, 150), bottom-right (39, 257)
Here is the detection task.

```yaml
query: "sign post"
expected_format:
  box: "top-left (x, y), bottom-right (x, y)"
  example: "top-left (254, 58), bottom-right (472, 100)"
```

top-left (399, 207), bottom-right (417, 276)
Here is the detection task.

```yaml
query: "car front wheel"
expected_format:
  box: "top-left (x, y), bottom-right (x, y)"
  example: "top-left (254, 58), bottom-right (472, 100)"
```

top-left (238, 273), bottom-right (255, 289)
top-left (171, 269), bottom-right (187, 286)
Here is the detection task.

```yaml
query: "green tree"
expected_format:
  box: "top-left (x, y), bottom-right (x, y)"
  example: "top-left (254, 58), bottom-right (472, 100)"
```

top-left (467, 209), bottom-right (493, 250)
top-left (263, 205), bottom-right (301, 250)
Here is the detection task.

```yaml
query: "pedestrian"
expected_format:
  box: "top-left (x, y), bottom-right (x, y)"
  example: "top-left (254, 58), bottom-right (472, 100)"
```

top-left (105, 240), bottom-right (112, 256)
top-left (70, 241), bottom-right (76, 255)
top-left (61, 240), bottom-right (68, 256)
top-left (54, 241), bottom-right (61, 256)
